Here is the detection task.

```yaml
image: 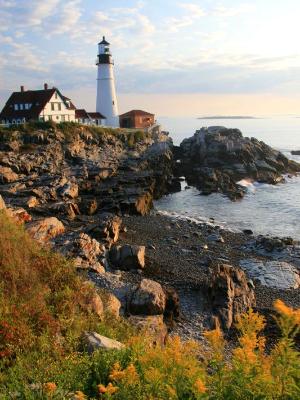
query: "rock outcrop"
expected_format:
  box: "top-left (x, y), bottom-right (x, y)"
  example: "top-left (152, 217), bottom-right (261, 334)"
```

top-left (26, 217), bottom-right (65, 242)
top-left (82, 332), bottom-right (125, 354)
top-left (207, 264), bottom-right (256, 331)
top-left (0, 124), bottom-right (175, 222)
top-left (129, 279), bottom-right (166, 315)
top-left (240, 259), bottom-right (300, 290)
top-left (109, 244), bottom-right (145, 270)
top-left (177, 126), bottom-right (300, 199)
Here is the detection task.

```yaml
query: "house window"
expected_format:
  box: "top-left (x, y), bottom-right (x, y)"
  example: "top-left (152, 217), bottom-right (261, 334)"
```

top-left (58, 103), bottom-right (61, 111)
top-left (61, 115), bottom-right (65, 122)
top-left (51, 103), bottom-right (55, 111)
top-left (25, 104), bottom-right (28, 110)
top-left (12, 119), bottom-right (16, 124)
top-left (55, 92), bottom-right (58, 99)
top-left (14, 104), bottom-right (19, 110)
top-left (112, 101), bottom-right (115, 105)
top-left (56, 116), bottom-right (59, 120)
top-left (49, 115), bottom-right (52, 121)
top-left (16, 119), bottom-right (21, 124)
top-left (19, 104), bottom-right (23, 110)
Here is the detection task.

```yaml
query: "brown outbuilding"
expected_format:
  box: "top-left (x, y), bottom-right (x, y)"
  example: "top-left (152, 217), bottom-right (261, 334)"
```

top-left (119, 110), bottom-right (155, 129)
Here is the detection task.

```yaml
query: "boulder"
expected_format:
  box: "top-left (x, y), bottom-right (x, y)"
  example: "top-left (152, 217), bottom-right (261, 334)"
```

top-left (110, 244), bottom-right (145, 270)
top-left (207, 264), bottom-right (256, 331)
top-left (87, 293), bottom-right (104, 320)
top-left (129, 279), bottom-right (166, 315)
top-left (75, 232), bottom-right (105, 263)
top-left (27, 217), bottom-right (65, 242)
top-left (240, 259), bottom-right (300, 290)
top-left (82, 332), bottom-right (125, 354)
top-left (0, 166), bottom-right (19, 183)
top-left (57, 180), bottom-right (79, 199)
top-left (27, 196), bottom-right (39, 208)
top-left (104, 292), bottom-right (122, 319)
top-left (80, 197), bottom-right (98, 215)
top-left (89, 214), bottom-right (122, 246)
top-left (164, 287), bottom-right (180, 326)
top-left (75, 258), bottom-right (105, 274)
top-left (0, 195), bottom-right (6, 210)
top-left (7, 207), bottom-right (32, 223)
top-left (128, 315), bottom-right (168, 346)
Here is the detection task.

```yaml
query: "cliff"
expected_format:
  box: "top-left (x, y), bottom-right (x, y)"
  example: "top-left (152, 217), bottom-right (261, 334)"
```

top-left (0, 121), bottom-right (176, 218)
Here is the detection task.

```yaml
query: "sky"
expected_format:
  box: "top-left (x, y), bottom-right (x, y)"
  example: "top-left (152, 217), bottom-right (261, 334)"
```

top-left (1, 0), bottom-right (300, 116)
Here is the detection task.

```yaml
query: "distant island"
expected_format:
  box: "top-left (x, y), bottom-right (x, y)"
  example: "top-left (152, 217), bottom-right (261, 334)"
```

top-left (198, 115), bottom-right (258, 120)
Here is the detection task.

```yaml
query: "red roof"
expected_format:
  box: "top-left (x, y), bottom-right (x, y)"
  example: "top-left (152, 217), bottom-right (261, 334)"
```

top-left (119, 109), bottom-right (154, 118)
top-left (88, 112), bottom-right (106, 119)
top-left (75, 109), bottom-right (89, 119)
top-left (0, 88), bottom-right (76, 120)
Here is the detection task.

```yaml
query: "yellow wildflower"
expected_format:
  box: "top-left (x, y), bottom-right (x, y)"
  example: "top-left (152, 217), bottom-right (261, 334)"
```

top-left (98, 384), bottom-right (107, 394)
top-left (194, 378), bottom-right (207, 394)
top-left (72, 391), bottom-right (86, 400)
top-left (274, 300), bottom-right (294, 317)
top-left (106, 383), bottom-right (118, 395)
top-left (109, 362), bottom-right (125, 381)
top-left (43, 382), bottom-right (57, 394)
top-left (98, 383), bottom-right (118, 395)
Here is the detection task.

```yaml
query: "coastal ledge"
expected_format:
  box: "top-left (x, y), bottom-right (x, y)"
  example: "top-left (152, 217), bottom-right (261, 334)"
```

top-left (174, 126), bottom-right (300, 200)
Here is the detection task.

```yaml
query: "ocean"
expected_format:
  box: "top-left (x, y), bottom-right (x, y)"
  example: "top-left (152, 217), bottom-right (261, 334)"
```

top-left (155, 116), bottom-right (300, 239)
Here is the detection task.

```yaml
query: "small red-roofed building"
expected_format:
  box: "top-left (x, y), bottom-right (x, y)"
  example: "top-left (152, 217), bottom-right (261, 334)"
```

top-left (119, 110), bottom-right (155, 129)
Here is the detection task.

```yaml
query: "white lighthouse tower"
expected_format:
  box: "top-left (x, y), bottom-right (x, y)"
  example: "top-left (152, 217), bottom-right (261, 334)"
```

top-left (96, 37), bottom-right (119, 127)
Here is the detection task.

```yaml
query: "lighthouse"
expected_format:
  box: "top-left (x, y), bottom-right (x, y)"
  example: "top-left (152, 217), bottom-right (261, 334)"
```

top-left (96, 37), bottom-right (119, 127)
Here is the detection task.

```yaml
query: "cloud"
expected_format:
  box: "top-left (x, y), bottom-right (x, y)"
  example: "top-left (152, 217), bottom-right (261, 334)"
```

top-left (213, 4), bottom-right (254, 17)
top-left (47, 0), bottom-right (82, 35)
top-left (165, 2), bottom-right (206, 32)
top-left (180, 3), bottom-right (206, 17)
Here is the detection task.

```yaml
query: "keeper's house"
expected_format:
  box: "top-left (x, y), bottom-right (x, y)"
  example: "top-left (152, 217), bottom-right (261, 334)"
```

top-left (0, 84), bottom-right (106, 127)
top-left (0, 84), bottom-right (77, 125)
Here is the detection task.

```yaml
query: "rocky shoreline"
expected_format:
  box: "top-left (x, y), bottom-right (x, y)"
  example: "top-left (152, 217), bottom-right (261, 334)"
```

top-left (1, 122), bottom-right (300, 347)
top-left (114, 212), bottom-right (300, 341)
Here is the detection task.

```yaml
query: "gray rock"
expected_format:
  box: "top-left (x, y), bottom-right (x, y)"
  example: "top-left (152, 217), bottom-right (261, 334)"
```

top-left (129, 279), bottom-right (166, 315)
top-left (207, 264), bottom-right (256, 331)
top-left (110, 244), bottom-right (145, 270)
top-left (82, 332), bottom-right (125, 354)
top-left (26, 217), bottom-right (65, 242)
top-left (240, 259), bottom-right (300, 289)
top-left (207, 233), bottom-right (225, 243)
top-left (128, 315), bottom-right (168, 346)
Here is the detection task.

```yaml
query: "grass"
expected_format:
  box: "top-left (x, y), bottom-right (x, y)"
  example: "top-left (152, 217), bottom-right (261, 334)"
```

top-left (0, 212), bottom-right (300, 399)
top-left (0, 121), bottom-right (148, 149)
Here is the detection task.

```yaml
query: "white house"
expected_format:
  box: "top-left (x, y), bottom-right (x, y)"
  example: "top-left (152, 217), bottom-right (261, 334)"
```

top-left (75, 109), bottom-right (106, 126)
top-left (0, 83), bottom-right (77, 125)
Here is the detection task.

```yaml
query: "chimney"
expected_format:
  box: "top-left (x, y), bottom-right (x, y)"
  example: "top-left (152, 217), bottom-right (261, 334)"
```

top-left (44, 83), bottom-right (48, 90)
top-left (20, 85), bottom-right (24, 92)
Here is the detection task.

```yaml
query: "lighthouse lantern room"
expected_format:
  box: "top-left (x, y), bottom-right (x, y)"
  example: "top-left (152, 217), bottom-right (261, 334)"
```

top-left (96, 37), bottom-right (119, 127)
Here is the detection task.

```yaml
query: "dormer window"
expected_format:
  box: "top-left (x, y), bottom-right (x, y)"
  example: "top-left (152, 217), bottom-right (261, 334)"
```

top-left (14, 104), bottom-right (19, 110)
top-left (19, 104), bottom-right (23, 110)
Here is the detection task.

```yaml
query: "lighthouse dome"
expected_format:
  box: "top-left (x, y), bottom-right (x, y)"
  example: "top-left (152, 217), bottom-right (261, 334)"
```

top-left (99, 36), bottom-right (110, 45)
